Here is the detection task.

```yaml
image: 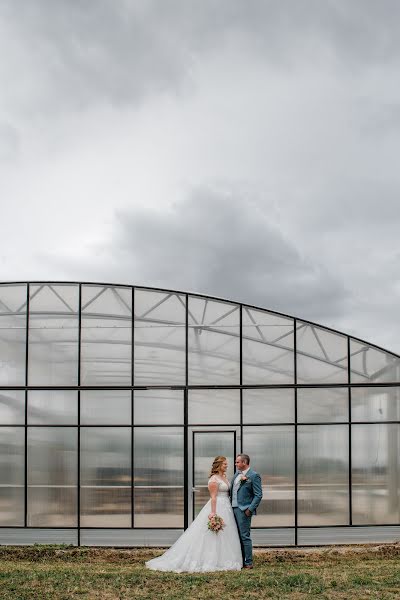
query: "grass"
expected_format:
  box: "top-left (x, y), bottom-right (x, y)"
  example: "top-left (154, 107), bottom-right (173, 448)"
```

top-left (0, 543), bottom-right (399, 599)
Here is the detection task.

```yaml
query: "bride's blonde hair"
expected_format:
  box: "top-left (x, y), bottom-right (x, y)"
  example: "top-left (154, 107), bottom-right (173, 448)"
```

top-left (208, 456), bottom-right (227, 478)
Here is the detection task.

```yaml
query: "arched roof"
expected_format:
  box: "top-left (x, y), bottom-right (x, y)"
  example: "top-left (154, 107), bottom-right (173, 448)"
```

top-left (1, 281), bottom-right (400, 385)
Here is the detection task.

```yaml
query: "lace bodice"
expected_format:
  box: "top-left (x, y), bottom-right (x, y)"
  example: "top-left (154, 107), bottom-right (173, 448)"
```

top-left (208, 475), bottom-right (230, 494)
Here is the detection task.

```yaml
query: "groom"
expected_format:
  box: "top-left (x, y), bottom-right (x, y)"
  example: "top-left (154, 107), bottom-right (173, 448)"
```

top-left (230, 453), bottom-right (263, 569)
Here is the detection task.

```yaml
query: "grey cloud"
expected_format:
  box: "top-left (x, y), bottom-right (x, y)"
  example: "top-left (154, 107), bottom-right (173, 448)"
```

top-left (297, 181), bottom-right (400, 233)
top-left (0, 123), bottom-right (20, 162)
top-left (2, 1), bottom-right (400, 354)
top-left (360, 103), bottom-right (400, 138)
top-left (41, 180), bottom-right (400, 352)
top-left (2, 0), bottom-right (400, 116)
top-left (1, 1), bottom-right (192, 115)
top-left (68, 187), bottom-right (350, 324)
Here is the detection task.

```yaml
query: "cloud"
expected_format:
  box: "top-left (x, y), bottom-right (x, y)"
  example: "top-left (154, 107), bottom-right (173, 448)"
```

top-left (40, 180), bottom-right (400, 355)
top-left (46, 186), bottom-right (350, 323)
top-left (0, 122), bottom-right (20, 162)
top-left (1, 1), bottom-right (193, 117)
top-left (1, 0), bottom-right (400, 357)
top-left (2, 0), bottom-right (400, 118)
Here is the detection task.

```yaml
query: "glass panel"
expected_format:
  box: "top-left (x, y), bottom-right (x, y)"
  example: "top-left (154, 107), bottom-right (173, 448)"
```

top-left (0, 390), bottom-right (25, 424)
top-left (350, 339), bottom-right (400, 383)
top-left (81, 390), bottom-right (131, 425)
top-left (82, 487), bottom-right (131, 527)
top-left (0, 427), bottom-right (24, 525)
top-left (189, 389), bottom-right (240, 424)
top-left (28, 284), bottom-right (79, 385)
top-left (243, 389), bottom-right (294, 424)
top-left (134, 427), bottom-right (183, 527)
top-left (134, 390), bottom-right (183, 425)
top-left (134, 289), bottom-right (186, 385)
top-left (81, 285), bottom-right (132, 386)
top-left (297, 388), bottom-right (349, 423)
top-left (0, 284), bottom-right (27, 385)
top-left (243, 426), bottom-right (295, 526)
top-left (80, 427), bottom-right (131, 527)
top-left (242, 307), bottom-right (294, 384)
top-left (28, 390), bottom-right (77, 425)
top-left (298, 425), bottom-right (349, 525)
top-left (296, 322), bottom-right (348, 384)
top-left (352, 424), bottom-right (400, 524)
top-left (188, 297), bottom-right (240, 385)
top-left (193, 432), bottom-right (235, 517)
top-left (352, 387), bottom-right (400, 422)
top-left (27, 427), bottom-right (77, 526)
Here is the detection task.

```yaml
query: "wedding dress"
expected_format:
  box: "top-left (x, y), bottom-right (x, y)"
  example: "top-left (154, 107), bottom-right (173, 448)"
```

top-left (145, 476), bottom-right (243, 572)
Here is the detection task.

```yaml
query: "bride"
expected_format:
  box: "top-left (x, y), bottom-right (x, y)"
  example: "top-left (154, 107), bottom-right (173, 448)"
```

top-left (145, 456), bottom-right (242, 572)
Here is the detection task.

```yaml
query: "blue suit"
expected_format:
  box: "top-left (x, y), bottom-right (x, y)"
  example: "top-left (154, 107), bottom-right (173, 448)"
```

top-left (230, 468), bottom-right (263, 567)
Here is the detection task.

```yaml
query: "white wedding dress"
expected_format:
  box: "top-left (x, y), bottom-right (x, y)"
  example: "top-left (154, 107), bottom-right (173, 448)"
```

top-left (145, 476), bottom-right (243, 572)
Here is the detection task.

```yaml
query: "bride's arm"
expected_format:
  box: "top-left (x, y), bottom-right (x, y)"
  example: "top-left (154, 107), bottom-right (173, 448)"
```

top-left (208, 479), bottom-right (218, 517)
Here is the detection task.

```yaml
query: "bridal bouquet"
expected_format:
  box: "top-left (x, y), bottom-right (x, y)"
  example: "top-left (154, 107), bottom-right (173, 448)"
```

top-left (207, 514), bottom-right (225, 533)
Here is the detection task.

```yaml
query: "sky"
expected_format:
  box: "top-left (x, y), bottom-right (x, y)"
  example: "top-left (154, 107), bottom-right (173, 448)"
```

top-left (1, 0), bottom-right (400, 353)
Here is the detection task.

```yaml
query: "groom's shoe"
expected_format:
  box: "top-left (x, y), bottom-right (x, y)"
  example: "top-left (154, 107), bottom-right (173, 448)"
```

top-left (243, 565), bottom-right (253, 569)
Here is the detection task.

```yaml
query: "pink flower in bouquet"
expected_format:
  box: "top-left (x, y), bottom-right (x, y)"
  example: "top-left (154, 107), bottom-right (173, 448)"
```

top-left (207, 514), bottom-right (225, 533)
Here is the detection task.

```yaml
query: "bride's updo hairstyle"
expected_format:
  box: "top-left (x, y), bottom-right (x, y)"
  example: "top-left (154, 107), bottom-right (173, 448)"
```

top-left (209, 456), bottom-right (227, 478)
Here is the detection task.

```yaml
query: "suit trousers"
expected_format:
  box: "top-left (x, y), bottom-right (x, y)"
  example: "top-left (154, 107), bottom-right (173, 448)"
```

top-left (233, 507), bottom-right (252, 566)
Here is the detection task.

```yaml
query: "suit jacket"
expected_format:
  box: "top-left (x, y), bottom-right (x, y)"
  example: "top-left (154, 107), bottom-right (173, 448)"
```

top-left (230, 468), bottom-right (263, 515)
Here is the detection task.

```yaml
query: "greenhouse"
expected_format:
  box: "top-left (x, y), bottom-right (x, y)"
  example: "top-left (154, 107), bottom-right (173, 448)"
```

top-left (0, 281), bottom-right (399, 547)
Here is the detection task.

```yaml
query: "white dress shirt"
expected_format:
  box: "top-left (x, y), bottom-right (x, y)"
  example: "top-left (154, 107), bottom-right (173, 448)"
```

top-left (234, 466), bottom-right (250, 486)
top-left (232, 467), bottom-right (250, 507)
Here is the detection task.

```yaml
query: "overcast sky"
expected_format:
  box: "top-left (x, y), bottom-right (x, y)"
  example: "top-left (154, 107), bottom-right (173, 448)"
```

top-left (1, 1), bottom-right (400, 353)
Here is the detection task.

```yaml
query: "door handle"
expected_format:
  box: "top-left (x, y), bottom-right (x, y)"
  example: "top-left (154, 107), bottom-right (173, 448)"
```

top-left (192, 487), bottom-right (199, 493)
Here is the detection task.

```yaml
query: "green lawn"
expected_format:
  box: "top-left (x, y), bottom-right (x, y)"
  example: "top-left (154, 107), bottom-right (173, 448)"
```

top-left (0, 543), bottom-right (399, 599)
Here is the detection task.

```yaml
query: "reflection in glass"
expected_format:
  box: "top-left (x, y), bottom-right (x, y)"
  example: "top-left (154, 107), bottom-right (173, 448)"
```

top-left (189, 389), bottom-right (240, 424)
top-left (81, 285), bottom-right (132, 386)
top-left (134, 390), bottom-right (183, 425)
top-left (193, 431), bottom-right (235, 517)
top-left (352, 424), bottom-right (400, 524)
top-left (297, 388), bottom-right (348, 423)
top-left (243, 389), bottom-right (294, 424)
top-left (0, 427), bottom-right (24, 525)
top-left (134, 289), bottom-right (186, 385)
top-left (134, 428), bottom-right (184, 527)
top-left (0, 390), bottom-right (25, 424)
top-left (350, 339), bottom-right (400, 383)
top-left (80, 427), bottom-right (131, 527)
top-left (28, 390), bottom-right (78, 425)
top-left (298, 425), bottom-right (349, 525)
top-left (0, 284), bottom-right (27, 386)
top-left (243, 426), bottom-right (295, 526)
top-left (27, 427), bottom-right (77, 526)
top-left (352, 387), bottom-right (400, 422)
top-left (28, 284), bottom-right (79, 385)
top-left (81, 390), bottom-right (131, 425)
top-left (296, 322), bottom-right (348, 384)
top-left (242, 307), bottom-right (294, 384)
top-left (188, 297), bottom-right (240, 385)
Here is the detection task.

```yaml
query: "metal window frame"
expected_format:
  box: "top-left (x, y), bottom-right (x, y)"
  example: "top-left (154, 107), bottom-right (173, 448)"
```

top-left (191, 429), bottom-right (237, 521)
top-left (0, 281), bottom-right (399, 544)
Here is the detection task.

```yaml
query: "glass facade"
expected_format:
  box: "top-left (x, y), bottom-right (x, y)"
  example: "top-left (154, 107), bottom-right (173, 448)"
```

top-left (0, 282), bottom-right (399, 546)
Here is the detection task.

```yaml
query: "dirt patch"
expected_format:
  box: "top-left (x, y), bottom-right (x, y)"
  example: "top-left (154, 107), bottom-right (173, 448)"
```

top-left (0, 541), bottom-right (399, 564)
top-left (255, 541), bottom-right (400, 562)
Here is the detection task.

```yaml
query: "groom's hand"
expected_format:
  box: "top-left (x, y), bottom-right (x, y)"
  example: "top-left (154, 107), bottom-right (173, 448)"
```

top-left (244, 509), bottom-right (252, 517)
